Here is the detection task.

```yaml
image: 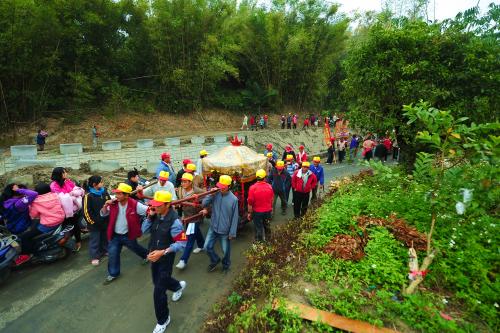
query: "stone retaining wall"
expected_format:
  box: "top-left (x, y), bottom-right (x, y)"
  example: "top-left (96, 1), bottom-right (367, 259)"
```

top-left (1, 129), bottom-right (326, 175)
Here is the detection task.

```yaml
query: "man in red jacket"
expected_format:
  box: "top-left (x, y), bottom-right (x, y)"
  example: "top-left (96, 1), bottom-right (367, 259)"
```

top-left (101, 183), bottom-right (149, 285)
top-left (247, 169), bottom-right (274, 242)
top-left (291, 161), bottom-right (317, 218)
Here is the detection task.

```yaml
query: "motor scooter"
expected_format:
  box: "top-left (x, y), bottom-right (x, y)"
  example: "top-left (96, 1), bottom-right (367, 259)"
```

top-left (0, 234), bottom-right (20, 284)
top-left (24, 224), bottom-right (76, 265)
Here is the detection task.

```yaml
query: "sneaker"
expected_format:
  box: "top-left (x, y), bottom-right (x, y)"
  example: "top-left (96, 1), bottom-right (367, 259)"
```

top-left (207, 259), bottom-right (221, 272)
top-left (91, 259), bottom-right (100, 266)
top-left (14, 254), bottom-right (32, 266)
top-left (172, 281), bottom-right (186, 302)
top-left (103, 275), bottom-right (118, 285)
top-left (152, 316), bottom-right (170, 333)
top-left (175, 260), bottom-right (186, 270)
top-left (192, 247), bottom-right (203, 254)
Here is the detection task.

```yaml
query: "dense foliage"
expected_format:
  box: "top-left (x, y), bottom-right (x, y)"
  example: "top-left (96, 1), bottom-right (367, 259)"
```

top-left (0, 0), bottom-right (348, 130)
top-left (342, 4), bottom-right (500, 165)
top-left (204, 104), bottom-right (499, 332)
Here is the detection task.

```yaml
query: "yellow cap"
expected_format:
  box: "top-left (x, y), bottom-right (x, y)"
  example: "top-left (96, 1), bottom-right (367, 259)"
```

top-left (302, 161), bottom-right (311, 167)
top-left (313, 156), bottom-right (321, 162)
top-left (286, 154), bottom-right (293, 160)
top-left (149, 191), bottom-right (172, 206)
top-left (256, 169), bottom-right (266, 179)
top-left (276, 160), bottom-right (285, 167)
top-left (112, 183), bottom-right (133, 194)
top-left (200, 150), bottom-right (208, 156)
top-left (266, 152), bottom-right (273, 158)
top-left (217, 175), bottom-right (232, 187)
top-left (158, 171), bottom-right (170, 180)
top-left (181, 173), bottom-right (194, 182)
top-left (186, 163), bottom-right (196, 172)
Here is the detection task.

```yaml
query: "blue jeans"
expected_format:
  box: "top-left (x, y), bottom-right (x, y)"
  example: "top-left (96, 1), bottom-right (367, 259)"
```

top-left (204, 226), bottom-right (231, 269)
top-left (108, 233), bottom-right (148, 277)
top-left (180, 223), bottom-right (205, 263)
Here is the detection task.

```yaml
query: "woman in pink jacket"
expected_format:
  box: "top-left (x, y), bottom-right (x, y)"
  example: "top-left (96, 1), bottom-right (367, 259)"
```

top-left (50, 167), bottom-right (84, 251)
top-left (18, 183), bottom-right (65, 255)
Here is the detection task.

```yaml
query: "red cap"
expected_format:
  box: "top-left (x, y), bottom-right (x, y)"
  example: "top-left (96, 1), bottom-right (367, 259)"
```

top-left (182, 159), bottom-right (192, 165)
top-left (299, 145), bottom-right (304, 150)
top-left (285, 145), bottom-right (292, 152)
top-left (160, 152), bottom-right (170, 160)
top-left (266, 143), bottom-right (273, 150)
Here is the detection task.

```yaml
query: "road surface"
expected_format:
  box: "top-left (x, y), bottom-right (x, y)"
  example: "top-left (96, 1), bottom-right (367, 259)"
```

top-left (0, 161), bottom-right (376, 333)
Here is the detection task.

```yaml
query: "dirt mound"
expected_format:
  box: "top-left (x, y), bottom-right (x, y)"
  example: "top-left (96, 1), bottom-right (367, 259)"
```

top-left (324, 214), bottom-right (427, 260)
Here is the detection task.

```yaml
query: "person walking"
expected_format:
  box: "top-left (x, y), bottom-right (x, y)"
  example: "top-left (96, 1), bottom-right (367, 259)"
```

top-left (297, 145), bottom-right (308, 164)
top-left (292, 114), bottom-right (298, 129)
top-left (264, 114), bottom-right (269, 128)
top-left (285, 154), bottom-right (298, 203)
top-left (264, 143), bottom-right (279, 161)
top-left (200, 175), bottom-right (239, 273)
top-left (100, 183), bottom-right (149, 285)
top-left (286, 113), bottom-right (292, 129)
top-left (146, 191), bottom-right (187, 333)
top-left (383, 137), bottom-right (392, 161)
top-left (374, 140), bottom-right (388, 162)
top-left (250, 115), bottom-right (256, 131)
top-left (143, 171), bottom-right (177, 201)
top-left (280, 115), bottom-right (285, 129)
top-left (337, 138), bottom-right (347, 163)
top-left (241, 114), bottom-right (248, 130)
top-left (310, 157), bottom-right (324, 201)
top-left (196, 149), bottom-right (208, 180)
top-left (247, 169), bottom-right (274, 242)
top-left (36, 129), bottom-right (48, 151)
top-left (156, 152), bottom-right (176, 184)
top-left (82, 175), bottom-right (111, 266)
top-left (392, 137), bottom-right (399, 160)
top-left (362, 136), bottom-right (376, 161)
top-left (267, 160), bottom-right (291, 215)
top-left (92, 125), bottom-right (99, 149)
top-left (175, 159), bottom-right (193, 187)
top-left (326, 138), bottom-right (336, 164)
top-left (349, 135), bottom-right (359, 161)
top-left (282, 144), bottom-right (296, 161)
top-left (259, 116), bottom-right (265, 130)
top-left (291, 162), bottom-right (317, 218)
top-left (175, 173), bottom-right (205, 270)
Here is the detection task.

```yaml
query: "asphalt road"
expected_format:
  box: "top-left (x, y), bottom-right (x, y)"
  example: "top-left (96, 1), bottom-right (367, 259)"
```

top-left (0, 161), bottom-right (372, 333)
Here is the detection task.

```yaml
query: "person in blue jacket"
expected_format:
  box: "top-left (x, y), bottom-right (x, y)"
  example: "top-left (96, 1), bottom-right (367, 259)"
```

top-left (309, 156), bottom-right (324, 201)
top-left (156, 152), bottom-right (176, 184)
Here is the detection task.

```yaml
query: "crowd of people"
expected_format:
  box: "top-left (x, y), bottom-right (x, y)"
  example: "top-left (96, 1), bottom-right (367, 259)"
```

top-left (1, 129), bottom-right (399, 332)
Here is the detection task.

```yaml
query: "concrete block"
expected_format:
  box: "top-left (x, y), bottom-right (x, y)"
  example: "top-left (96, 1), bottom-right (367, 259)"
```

top-left (214, 135), bottom-right (227, 144)
top-left (191, 136), bottom-right (205, 145)
top-left (60, 143), bottom-right (83, 155)
top-left (89, 160), bottom-right (121, 172)
top-left (137, 139), bottom-right (154, 149)
top-left (102, 141), bottom-right (122, 151)
top-left (11, 145), bottom-right (37, 159)
top-left (146, 161), bottom-right (158, 174)
top-left (165, 137), bottom-right (181, 146)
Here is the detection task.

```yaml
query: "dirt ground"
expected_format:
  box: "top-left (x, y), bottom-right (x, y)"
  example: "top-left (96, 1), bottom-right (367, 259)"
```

top-left (1, 108), bottom-right (313, 147)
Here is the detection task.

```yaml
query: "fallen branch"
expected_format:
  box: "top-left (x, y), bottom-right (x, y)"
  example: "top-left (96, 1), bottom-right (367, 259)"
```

top-left (272, 299), bottom-right (400, 333)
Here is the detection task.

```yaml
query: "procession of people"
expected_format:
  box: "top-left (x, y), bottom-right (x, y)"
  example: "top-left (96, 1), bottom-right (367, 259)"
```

top-left (1, 122), bottom-right (399, 332)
